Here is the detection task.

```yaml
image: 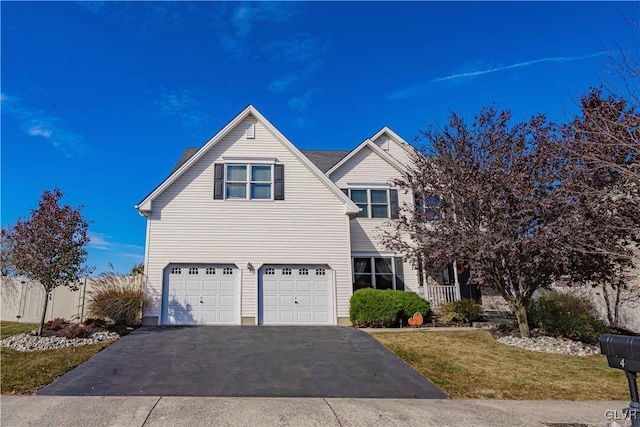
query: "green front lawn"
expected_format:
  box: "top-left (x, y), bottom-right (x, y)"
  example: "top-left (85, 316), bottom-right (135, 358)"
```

top-left (1, 321), bottom-right (114, 394)
top-left (372, 330), bottom-right (628, 400)
top-left (1, 321), bottom-right (38, 339)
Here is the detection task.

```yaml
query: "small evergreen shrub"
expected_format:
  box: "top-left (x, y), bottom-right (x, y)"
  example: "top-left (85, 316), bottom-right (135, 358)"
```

top-left (437, 299), bottom-right (484, 324)
top-left (349, 288), bottom-right (431, 328)
top-left (43, 318), bottom-right (70, 331)
top-left (528, 291), bottom-right (609, 344)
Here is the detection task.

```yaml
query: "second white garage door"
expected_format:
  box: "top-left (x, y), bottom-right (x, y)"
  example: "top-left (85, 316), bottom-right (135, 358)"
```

top-left (259, 265), bottom-right (334, 325)
top-left (164, 264), bottom-right (240, 325)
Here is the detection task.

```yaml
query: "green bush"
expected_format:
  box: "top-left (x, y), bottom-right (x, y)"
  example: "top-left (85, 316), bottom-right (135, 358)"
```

top-left (437, 299), bottom-right (484, 324)
top-left (88, 267), bottom-right (147, 326)
top-left (349, 288), bottom-right (431, 328)
top-left (528, 291), bottom-right (609, 344)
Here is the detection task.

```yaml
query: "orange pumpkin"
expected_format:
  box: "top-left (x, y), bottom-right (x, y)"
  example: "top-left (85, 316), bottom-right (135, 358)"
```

top-left (408, 317), bottom-right (416, 326)
top-left (411, 312), bottom-right (424, 326)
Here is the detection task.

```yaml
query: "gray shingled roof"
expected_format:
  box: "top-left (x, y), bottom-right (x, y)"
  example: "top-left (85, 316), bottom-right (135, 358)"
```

top-left (170, 147), bottom-right (349, 175)
top-left (171, 148), bottom-right (199, 174)
top-left (300, 150), bottom-right (350, 173)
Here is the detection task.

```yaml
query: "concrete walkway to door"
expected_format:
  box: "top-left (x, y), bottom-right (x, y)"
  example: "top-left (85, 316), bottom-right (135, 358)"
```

top-left (37, 326), bottom-right (448, 398)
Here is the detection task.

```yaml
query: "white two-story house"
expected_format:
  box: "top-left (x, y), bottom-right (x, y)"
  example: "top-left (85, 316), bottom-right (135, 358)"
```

top-left (136, 105), bottom-right (472, 326)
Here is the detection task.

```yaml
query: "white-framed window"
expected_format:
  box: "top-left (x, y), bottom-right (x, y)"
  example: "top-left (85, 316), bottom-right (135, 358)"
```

top-left (353, 257), bottom-right (396, 291)
top-left (349, 189), bottom-right (389, 219)
top-left (171, 267), bottom-right (181, 275)
top-left (225, 163), bottom-right (273, 200)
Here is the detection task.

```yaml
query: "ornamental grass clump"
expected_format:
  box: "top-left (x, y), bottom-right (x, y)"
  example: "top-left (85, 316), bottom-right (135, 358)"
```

top-left (88, 267), bottom-right (147, 326)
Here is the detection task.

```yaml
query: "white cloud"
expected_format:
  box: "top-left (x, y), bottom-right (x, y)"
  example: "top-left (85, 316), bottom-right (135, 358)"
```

top-left (28, 125), bottom-right (53, 138)
top-left (1, 92), bottom-right (84, 156)
top-left (88, 232), bottom-right (111, 250)
top-left (268, 74), bottom-right (299, 94)
top-left (388, 51), bottom-right (608, 100)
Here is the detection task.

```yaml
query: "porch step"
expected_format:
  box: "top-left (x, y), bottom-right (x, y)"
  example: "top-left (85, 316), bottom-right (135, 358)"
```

top-left (473, 310), bottom-right (515, 328)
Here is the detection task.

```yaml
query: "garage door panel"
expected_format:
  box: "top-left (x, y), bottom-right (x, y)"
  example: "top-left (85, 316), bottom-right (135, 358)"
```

top-left (314, 312), bottom-right (329, 323)
top-left (313, 281), bottom-right (328, 292)
top-left (280, 280), bottom-right (294, 292)
top-left (263, 281), bottom-right (277, 292)
top-left (297, 295), bottom-right (311, 307)
top-left (220, 280), bottom-right (235, 292)
top-left (297, 280), bottom-right (311, 292)
top-left (218, 310), bottom-right (236, 323)
top-left (185, 280), bottom-right (200, 292)
top-left (280, 311), bottom-right (294, 323)
top-left (314, 295), bottom-right (329, 308)
top-left (164, 265), bottom-right (240, 325)
top-left (202, 280), bottom-right (219, 292)
top-left (219, 295), bottom-right (235, 307)
top-left (279, 295), bottom-right (294, 307)
top-left (259, 265), bottom-right (333, 325)
top-left (264, 295), bottom-right (277, 308)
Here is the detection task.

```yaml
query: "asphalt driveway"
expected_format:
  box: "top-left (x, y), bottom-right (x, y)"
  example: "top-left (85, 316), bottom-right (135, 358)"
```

top-left (37, 326), bottom-right (448, 398)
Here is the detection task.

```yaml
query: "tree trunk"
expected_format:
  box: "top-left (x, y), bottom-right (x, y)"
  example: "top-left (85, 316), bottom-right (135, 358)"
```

top-left (38, 289), bottom-right (50, 336)
top-left (513, 302), bottom-right (530, 337)
top-left (601, 283), bottom-right (614, 326)
top-left (613, 284), bottom-right (621, 328)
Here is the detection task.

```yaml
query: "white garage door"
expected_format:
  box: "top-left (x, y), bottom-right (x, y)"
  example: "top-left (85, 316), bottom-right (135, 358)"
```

top-left (259, 265), bottom-right (334, 325)
top-left (164, 264), bottom-right (240, 325)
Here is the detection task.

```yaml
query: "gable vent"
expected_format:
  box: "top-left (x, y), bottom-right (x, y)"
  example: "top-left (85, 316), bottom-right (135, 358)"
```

top-left (246, 122), bottom-right (256, 139)
top-left (379, 136), bottom-right (389, 150)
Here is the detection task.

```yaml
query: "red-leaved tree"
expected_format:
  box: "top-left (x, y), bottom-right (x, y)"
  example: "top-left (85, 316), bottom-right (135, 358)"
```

top-left (383, 107), bottom-right (565, 337)
top-left (11, 189), bottom-right (93, 335)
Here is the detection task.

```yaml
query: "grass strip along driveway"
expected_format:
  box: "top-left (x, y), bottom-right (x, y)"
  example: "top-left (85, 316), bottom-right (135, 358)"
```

top-left (1, 321), bottom-right (113, 395)
top-left (371, 330), bottom-right (628, 400)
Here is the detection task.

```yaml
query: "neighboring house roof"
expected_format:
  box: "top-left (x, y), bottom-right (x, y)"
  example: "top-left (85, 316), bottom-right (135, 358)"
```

top-left (136, 105), bottom-right (360, 216)
top-left (326, 139), bottom-right (408, 177)
top-left (171, 147), bottom-right (198, 174)
top-left (300, 150), bottom-right (350, 173)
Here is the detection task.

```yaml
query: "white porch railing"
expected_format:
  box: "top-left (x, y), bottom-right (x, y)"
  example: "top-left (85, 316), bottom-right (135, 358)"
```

top-left (424, 285), bottom-right (458, 308)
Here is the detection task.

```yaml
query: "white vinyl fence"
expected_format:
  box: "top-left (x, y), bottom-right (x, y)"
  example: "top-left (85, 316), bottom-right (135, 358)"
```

top-left (1, 276), bottom-right (94, 324)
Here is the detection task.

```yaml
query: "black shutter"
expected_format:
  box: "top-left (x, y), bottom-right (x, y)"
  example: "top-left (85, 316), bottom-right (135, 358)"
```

top-left (394, 257), bottom-right (405, 291)
top-left (390, 189), bottom-right (399, 219)
top-left (274, 164), bottom-right (285, 200)
top-left (214, 164), bottom-right (224, 200)
top-left (341, 188), bottom-right (349, 196)
top-left (414, 191), bottom-right (424, 212)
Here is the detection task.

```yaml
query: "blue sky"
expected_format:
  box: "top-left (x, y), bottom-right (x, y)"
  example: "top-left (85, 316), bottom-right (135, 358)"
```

top-left (1, 1), bottom-right (637, 275)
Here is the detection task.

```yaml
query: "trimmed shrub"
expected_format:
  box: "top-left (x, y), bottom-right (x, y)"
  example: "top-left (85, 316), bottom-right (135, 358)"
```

top-left (437, 299), bottom-right (484, 325)
top-left (43, 318), bottom-right (70, 331)
top-left (528, 291), bottom-right (609, 344)
top-left (349, 288), bottom-right (431, 328)
top-left (58, 324), bottom-right (92, 339)
top-left (88, 267), bottom-right (147, 326)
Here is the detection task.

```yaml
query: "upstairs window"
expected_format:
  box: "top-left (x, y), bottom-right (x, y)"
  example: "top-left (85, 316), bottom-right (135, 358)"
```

top-left (349, 189), bottom-right (389, 218)
top-left (225, 164), bottom-right (272, 200)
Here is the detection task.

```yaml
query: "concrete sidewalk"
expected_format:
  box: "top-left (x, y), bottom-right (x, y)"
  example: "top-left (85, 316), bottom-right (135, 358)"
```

top-left (0, 396), bottom-right (631, 426)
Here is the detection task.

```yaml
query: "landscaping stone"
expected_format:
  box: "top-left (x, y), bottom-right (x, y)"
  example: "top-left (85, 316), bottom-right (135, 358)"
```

top-left (497, 335), bottom-right (600, 357)
top-left (0, 331), bottom-right (119, 352)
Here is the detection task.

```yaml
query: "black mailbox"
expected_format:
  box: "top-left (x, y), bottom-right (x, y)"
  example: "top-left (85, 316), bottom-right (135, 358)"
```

top-left (601, 334), bottom-right (640, 427)
top-left (601, 334), bottom-right (640, 372)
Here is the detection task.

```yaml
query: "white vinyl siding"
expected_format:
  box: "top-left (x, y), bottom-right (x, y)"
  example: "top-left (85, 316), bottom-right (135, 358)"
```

top-left (372, 134), bottom-right (414, 168)
top-left (144, 116), bottom-right (352, 321)
top-left (330, 146), bottom-right (419, 293)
